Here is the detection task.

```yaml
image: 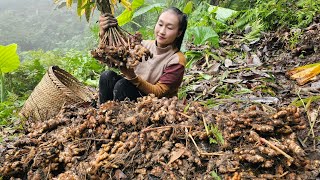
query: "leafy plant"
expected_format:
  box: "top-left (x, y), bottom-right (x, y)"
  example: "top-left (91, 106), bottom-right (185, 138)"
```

top-left (130, 2), bottom-right (166, 36)
top-left (291, 96), bottom-right (320, 107)
top-left (242, 20), bottom-right (264, 43)
top-left (288, 31), bottom-right (302, 50)
top-left (208, 124), bottom-right (224, 145)
top-left (7, 48), bottom-right (104, 100)
top-left (0, 93), bottom-right (23, 126)
top-left (228, 0), bottom-right (320, 32)
top-left (54, 0), bottom-right (144, 24)
top-left (0, 44), bottom-right (20, 102)
top-left (210, 170), bottom-right (222, 180)
top-left (188, 26), bottom-right (219, 47)
top-left (62, 49), bottom-right (105, 86)
top-left (187, 2), bottom-right (236, 33)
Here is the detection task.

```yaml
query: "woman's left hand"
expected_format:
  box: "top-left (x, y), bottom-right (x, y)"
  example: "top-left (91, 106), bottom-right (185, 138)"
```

top-left (120, 66), bottom-right (137, 80)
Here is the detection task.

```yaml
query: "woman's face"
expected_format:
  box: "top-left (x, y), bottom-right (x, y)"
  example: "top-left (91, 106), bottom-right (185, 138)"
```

top-left (154, 11), bottom-right (181, 48)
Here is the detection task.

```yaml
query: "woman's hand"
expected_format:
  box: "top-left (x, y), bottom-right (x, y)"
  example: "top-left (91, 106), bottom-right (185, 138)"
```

top-left (119, 66), bottom-right (137, 80)
top-left (99, 13), bottom-right (118, 37)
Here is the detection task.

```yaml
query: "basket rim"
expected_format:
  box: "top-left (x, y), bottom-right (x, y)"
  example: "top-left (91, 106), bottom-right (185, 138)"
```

top-left (48, 66), bottom-right (94, 101)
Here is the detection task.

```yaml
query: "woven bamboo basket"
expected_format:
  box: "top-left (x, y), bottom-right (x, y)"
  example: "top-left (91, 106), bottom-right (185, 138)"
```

top-left (20, 66), bottom-right (94, 121)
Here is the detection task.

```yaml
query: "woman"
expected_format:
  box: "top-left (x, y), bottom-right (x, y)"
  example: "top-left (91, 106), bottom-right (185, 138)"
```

top-left (99, 7), bottom-right (188, 103)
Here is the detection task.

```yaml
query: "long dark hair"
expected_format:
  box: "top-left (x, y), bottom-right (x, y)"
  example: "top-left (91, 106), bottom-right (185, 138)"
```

top-left (160, 7), bottom-right (188, 51)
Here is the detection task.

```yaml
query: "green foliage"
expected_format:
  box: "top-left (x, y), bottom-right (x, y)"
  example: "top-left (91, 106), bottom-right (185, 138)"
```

top-left (117, 0), bottom-right (146, 25)
top-left (0, 44), bottom-right (20, 74)
top-left (125, 2), bottom-right (166, 40)
top-left (183, 1), bottom-right (193, 15)
top-left (55, 0), bottom-right (146, 24)
top-left (132, 3), bottom-right (165, 18)
top-left (208, 124), bottom-right (224, 145)
top-left (210, 170), bottom-right (222, 180)
top-left (288, 29), bottom-right (302, 49)
top-left (291, 96), bottom-right (320, 107)
top-left (184, 51), bottom-right (203, 68)
top-left (187, 3), bottom-right (235, 34)
top-left (177, 83), bottom-right (193, 100)
top-left (188, 27), bottom-right (219, 47)
top-left (6, 49), bottom-right (104, 99)
top-left (6, 59), bottom-right (46, 97)
top-left (62, 49), bottom-right (105, 86)
top-left (242, 20), bottom-right (264, 43)
top-left (0, 93), bottom-right (23, 126)
top-left (228, 0), bottom-right (320, 31)
top-left (220, 0), bottom-right (257, 10)
top-left (2, 48), bottom-right (104, 125)
top-left (185, 3), bottom-right (237, 50)
top-left (0, 44), bottom-right (20, 102)
top-left (166, 0), bottom-right (212, 10)
top-left (208, 5), bottom-right (236, 23)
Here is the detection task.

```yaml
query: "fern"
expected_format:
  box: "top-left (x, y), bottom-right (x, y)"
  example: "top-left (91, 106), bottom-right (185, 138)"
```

top-left (243, 20), bottom-right (264, 43)
top-left (227, 0), bottom-right (320, 32)
top-left (233, 10), bottom-right (255, 30)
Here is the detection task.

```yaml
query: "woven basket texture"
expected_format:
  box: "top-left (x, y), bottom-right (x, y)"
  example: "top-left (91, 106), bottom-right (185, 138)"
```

top-left (20, 66), bottom-right (94, 121)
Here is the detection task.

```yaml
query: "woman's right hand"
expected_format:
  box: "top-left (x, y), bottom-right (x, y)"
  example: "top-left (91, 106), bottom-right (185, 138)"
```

top-left (99, 13), bottom-right (118, 37)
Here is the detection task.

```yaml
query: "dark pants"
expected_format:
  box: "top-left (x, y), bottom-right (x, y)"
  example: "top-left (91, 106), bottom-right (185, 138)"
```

top-left (99, 70), bottom-right (145, 103)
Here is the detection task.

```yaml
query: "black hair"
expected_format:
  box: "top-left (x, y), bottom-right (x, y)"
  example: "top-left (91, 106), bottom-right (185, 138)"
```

top-left (160, 7), bottom-right (188, 51)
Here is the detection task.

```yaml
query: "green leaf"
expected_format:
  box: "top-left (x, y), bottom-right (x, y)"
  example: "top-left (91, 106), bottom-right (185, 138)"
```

top-left (117, 9), bottom-right (133, 26)
top-left (0, 44), bottom-right (20, 73)
top-left (291, 96), bottom-right (320, 107)
top-left (200, 73), bottom-right (213, 80)
top-left (208, 6), bottom-right (236, 22)
top-left (77, 0), bottom-right (85, 16)
top-left (220, 70), bottom-right (229, 81)
top-left (188, 27), bottom-right (219, 47)
top-left (85, 2), bottom-right (92, 22)
top-left (210, 171), bottom-right (221, 180)
top-left (183, 1), bottom-right (193, 15)
top-left (209, 138), bottom-right (217, 144)
top-left (185, 51), bottom-right (202, 69)
top-left (209, 124), bottom-right (224, 145)
top-left (132, 0), bottom-right (144, 10)
top-left (133, 3), bottom-right (165, 19)
top-left (117, 0), bottom-right (145, 24)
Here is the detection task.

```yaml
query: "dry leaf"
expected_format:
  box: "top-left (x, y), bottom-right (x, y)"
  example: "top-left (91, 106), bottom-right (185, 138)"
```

top-left (167, 148), bottom-right (185, 165)
top-left (114, 169), bottom-right (128, 180)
